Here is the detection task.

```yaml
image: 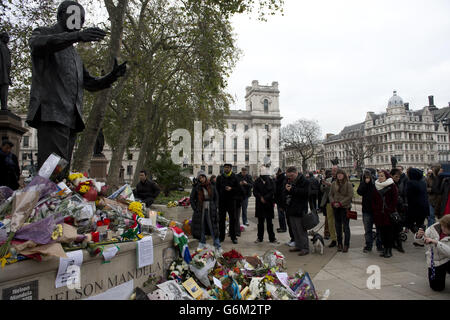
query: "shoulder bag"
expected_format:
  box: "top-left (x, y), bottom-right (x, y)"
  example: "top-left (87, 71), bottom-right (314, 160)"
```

top-left (301, 210), bottom-right (319, 230)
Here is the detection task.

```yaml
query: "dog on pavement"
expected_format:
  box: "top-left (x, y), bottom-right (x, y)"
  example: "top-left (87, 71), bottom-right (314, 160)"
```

top-left (309, 231), bottom-right (324, 255)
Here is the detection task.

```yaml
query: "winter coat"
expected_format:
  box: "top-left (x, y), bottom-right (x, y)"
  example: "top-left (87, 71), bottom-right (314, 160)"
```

top-left (398, 173), bottom-right (408, 210)
top-left (237, 173), bottom-right (254, 198)
top-left (427, 174), bottom-right (441, 211)
top-left (216, 172), bottom-right (240, 203)
top-left (406, 168), bottom-right (430, 223)
top-left (372, 180), bottom-right (399, 227)
top-left (320, 177), bottom-right (332, 208)
top-left (308, 176), bottom-right (320, 196)
top-left (357, 179), bottom-right (375, 214)
top-left (329, 181), bottom-right (353, 209)
top-left (282, 174), bottom-right (310, 218)
top-left (414, 223), bottom-right (450, 268)
top-left (275, 173), bottom-right (286, 207)
top-left (190, 182), bottom-right (219, 240)
top-left (135, 179), bottom-right (161, 203)
top-left (253, 176), bottom-right (275, 219)
top-left (0, 150), bottom-right (20, 190)
top-left (435, 173), bottom-right (450, 218)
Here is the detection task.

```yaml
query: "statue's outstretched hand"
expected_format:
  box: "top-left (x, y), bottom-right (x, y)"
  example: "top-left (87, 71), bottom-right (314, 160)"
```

top-left (78, 27), bottom-right (107, 42)
top-left (112, 58), bottom-right (127, 78)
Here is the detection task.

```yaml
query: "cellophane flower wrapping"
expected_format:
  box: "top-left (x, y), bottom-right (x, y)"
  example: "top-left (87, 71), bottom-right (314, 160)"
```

top-left (290, 270), bottom-right (318, 300)
top-left (189, 248), bottom-right (216, 287)
top-left (0, 187), bottom-right (14, 205)
top-left (15, 215), bottom-right (64, 244)
top-left (10, 190), bottom-right (40, 233)
top-left (24, 176), bottom-right (59, 201)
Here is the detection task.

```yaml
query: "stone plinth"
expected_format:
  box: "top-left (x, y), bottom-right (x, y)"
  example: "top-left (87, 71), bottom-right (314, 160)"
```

top-left (90, 155), bottom-right (109, 182)
top-left (0, 110), bottom-right (27, 155)
top-left (0, 232), bottom-right (197, 300)
top-left (151, 204), bottom-right (193, 223)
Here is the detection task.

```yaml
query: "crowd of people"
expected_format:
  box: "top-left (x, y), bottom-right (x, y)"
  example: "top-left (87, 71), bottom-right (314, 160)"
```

top-left (189, 163), bottom-right (450, 292)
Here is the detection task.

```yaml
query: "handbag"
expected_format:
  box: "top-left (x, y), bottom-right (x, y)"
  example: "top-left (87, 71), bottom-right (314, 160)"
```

top-left (346, 209), bottom-right (357, 220)
top-left (389, 211), bottom-right (402, 225)
top-left (301, 210), bottom-right (319, 230)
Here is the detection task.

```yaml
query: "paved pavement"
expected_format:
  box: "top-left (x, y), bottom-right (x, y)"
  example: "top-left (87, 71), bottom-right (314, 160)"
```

top-left (216, 198), bottom-right (450, 300)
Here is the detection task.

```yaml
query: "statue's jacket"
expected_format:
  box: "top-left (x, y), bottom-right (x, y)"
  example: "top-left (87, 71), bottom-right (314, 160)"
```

top-left (26, 24), bottom-right (112, 132)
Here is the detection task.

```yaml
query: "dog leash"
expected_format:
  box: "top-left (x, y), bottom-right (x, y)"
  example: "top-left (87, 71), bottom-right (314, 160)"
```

top-left (430, 247), bottom-right (436, 281)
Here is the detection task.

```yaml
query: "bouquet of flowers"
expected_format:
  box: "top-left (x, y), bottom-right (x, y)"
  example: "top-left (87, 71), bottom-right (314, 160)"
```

top-left (128, 201), bottom-right (145, 218)
top-left (168, 258), bottom-right (192, 283)
top-left (289, 270), bottom-right (318, 300)
top-left (221, 249), bottom-right (244, 267)
top-left (190, 248), bottom-right (216, 287)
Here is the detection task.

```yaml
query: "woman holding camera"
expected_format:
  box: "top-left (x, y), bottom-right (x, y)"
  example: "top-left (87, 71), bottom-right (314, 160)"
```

top-left (372, 170), bottom-right (398, 258)
top-left (329, 169), bottom-right (353, 253)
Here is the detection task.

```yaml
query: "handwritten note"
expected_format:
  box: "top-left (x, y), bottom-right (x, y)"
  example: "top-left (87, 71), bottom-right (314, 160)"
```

top-left (103, 245), bottom-right (120, 262)
top-left (55, 250), bottom-right (83, 288)
top-left (137, 236), bottom-right (154, 268)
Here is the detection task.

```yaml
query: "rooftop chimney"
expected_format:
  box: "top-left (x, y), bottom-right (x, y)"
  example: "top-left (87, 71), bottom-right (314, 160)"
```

top-left (429, 95), bottom-right (435, 107)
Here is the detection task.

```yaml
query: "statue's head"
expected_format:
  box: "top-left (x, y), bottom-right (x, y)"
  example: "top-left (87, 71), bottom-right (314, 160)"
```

top-left (0, 32), bottom-right (9, 44)
top-left (57, 1), bottom-right (85, 32)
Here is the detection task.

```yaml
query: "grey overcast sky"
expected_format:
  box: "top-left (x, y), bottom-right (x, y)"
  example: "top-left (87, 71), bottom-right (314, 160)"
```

top-left (226, 0), bottom-right (450, 137)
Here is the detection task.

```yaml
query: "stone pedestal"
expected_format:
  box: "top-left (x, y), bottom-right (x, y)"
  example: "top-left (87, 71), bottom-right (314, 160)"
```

top-left (0, 110), bottom-right (27, 155)
top-left (0, 232), bottom-right (198, 300)
top-left (90, 155), bottom-right (109, 182)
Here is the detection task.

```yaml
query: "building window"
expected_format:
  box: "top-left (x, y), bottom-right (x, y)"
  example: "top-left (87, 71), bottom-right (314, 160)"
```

top-left (127, 165), bottom-right (133, 176)
top-left (245, 139), bottom-right (249, 150)
top-left (22, 136), bottom-right (30, 148)
top-left (233, 138), bottom-right (238, 150)
top-left (127, 153), bottom-right (133, 160)
top-left (220, 166), bottom-right (224, 174)
top-left (208, 165), bottom-right (213, 175)
top-left (245, 154), bottom-right (249, 162)
top-left (232, 124), bottom-right (237, 131)
top-left (245, 125), bottom-right (249, 132)
top-left (234, 154), bottom-right (237, 163)
top-left (201, 165), bottom-right (206, 171)
top-left (264, 99), bottom-right (269, 113)
top-left (22, 153), bottom-right (27, 160)
top-left (265, 124), bottom-right (269, 131)
top-left (232, 166), bottom-right (237, 173)
top-left (266, 138), bottom-right (270, 150)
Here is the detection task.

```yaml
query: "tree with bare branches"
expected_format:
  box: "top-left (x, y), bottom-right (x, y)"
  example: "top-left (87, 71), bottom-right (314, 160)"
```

top-left (343, 136), bottom-right (378, 176)
top-left (281, 119), bottom-right (321, 173)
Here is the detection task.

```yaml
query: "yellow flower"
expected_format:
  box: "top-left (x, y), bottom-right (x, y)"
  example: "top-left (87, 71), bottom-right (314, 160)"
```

top-left (51, 224), bottom-right (63, 240)
top-left (69, 173), bottom-right (84, 181)
top-left (0, 253), bottom-right (12, 269)
top-left (79, 185), bottom-right (90, 194)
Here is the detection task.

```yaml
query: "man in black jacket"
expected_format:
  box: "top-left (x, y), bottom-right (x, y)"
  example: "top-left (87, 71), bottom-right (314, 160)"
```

top-left (236, 167), bottom-right (254, 230)
top-left (283, 166), bottom-right (310, 256)
top-left (357, 168), bottom-right (382, 253)
top-left (0, 140), bottom-right (20, 190)
top-left (307, 172), bottom-right (320, 212)
top-left (134, 170), bottom-right (161, 207)
top-left (216, 164), bottom-right (240, 244)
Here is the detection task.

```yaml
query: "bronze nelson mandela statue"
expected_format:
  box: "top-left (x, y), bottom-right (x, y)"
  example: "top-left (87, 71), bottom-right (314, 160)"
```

top-left (26, 1), bottom-right (127, 171)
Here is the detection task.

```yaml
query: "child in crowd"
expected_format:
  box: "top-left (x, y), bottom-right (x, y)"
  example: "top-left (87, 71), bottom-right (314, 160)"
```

top-left (414, 215), bottom-right (450, 291)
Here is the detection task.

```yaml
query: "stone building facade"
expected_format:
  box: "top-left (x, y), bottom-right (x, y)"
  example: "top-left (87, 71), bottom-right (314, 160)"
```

top-left (192, 80), bottom-right (283, 177)
top-left (323, 91), bottom-right (450, 173)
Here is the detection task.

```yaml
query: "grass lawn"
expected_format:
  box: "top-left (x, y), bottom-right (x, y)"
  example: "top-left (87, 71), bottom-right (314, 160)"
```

top-left (153, 190), bottom-right (191, 205)
top-left (350, 179), bottom-right (361, 200)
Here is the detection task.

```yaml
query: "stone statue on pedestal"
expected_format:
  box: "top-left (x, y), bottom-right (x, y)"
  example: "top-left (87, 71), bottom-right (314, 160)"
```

top-left (26, 1), bottom-right (127, 172)
top-left (93, 128), bottom-right (105, 157)
top-left (0, 32), bottom-right (12, 111)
